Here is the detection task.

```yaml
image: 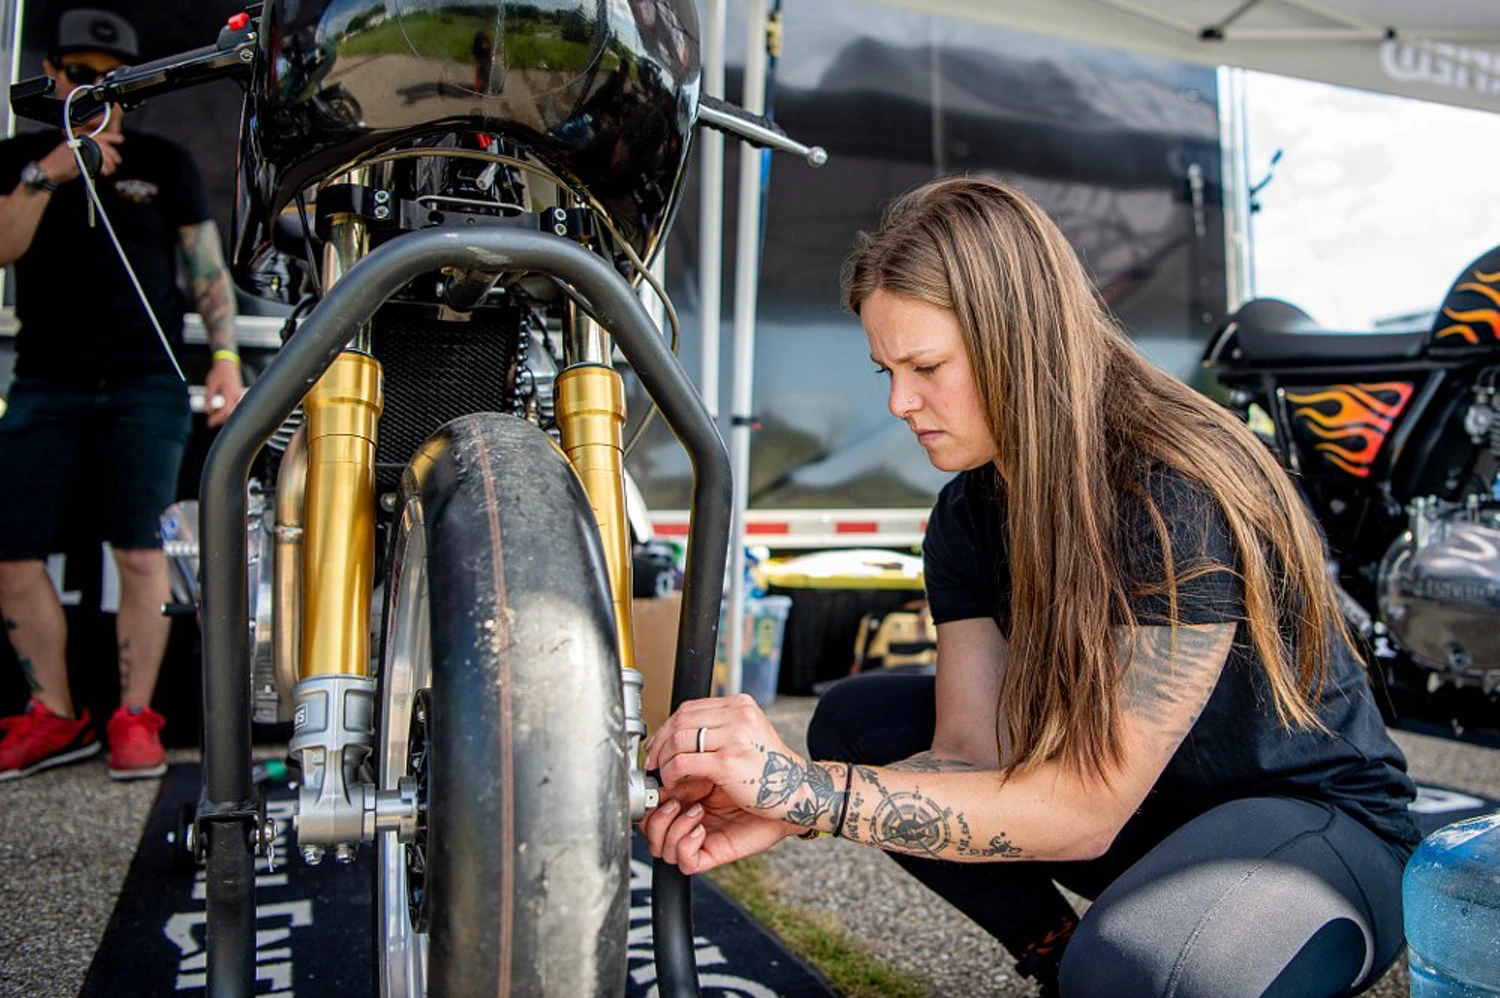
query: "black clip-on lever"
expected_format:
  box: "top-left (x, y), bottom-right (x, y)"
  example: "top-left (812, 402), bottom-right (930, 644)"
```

top-left (8, 5), bottom-right (262, 130)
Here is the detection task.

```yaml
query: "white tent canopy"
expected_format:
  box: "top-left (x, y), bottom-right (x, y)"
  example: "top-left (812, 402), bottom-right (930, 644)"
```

top-left (710, 0), bottom-right (1500, 694)
top-left (865, 0), bottom-right (1500, 115)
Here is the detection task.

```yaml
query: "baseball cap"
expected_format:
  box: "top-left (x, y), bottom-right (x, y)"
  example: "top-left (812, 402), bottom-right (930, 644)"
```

top-left (53, 8), bottom-right (140, 63)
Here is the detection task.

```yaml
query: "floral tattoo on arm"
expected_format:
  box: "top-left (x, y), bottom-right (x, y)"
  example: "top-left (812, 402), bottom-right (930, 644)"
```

top-left (756, 751), bottom-right (846, 829)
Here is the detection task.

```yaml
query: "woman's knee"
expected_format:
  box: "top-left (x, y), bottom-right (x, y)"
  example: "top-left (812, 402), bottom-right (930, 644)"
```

top-left (806, 679), bottom-right (865, 760)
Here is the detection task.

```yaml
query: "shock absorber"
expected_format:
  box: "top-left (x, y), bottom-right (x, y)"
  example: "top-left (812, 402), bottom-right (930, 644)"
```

top-left (553, 221), bottom-right (657, 818)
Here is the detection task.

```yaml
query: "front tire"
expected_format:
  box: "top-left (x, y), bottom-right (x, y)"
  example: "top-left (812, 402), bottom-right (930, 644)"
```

top-left (375, 413), bottom-right (629, 997)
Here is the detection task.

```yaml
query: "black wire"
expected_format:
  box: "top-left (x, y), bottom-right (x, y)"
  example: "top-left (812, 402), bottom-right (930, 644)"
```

top-left (294, 192), bottom-right (323, 298)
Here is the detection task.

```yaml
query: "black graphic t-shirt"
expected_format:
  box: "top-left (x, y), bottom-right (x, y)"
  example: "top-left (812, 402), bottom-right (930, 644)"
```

top-left (923, 463), bottom-right (1421, 848)
top-left (0, 127), bottom-right (209, 382)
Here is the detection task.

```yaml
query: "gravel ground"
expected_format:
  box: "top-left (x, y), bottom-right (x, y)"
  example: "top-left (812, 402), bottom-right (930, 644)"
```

top-left (0, 702), bottom-right (1495, 997)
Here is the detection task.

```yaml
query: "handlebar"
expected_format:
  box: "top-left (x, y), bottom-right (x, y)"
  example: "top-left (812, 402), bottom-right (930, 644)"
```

top-left (697, 95), bottom-right (827, 167)
top-left (9, 12), bottom-right (257, 128)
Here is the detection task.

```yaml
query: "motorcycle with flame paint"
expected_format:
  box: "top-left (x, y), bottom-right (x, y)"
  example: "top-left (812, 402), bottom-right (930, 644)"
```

top-left (11, 2), bottom-right (824, 994)
top-left (1204, 246), bottom-right (1500, 721)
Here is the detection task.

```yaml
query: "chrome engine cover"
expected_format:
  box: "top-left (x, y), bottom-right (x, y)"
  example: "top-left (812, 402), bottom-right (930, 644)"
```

top-left (1379, 496), bottom-right (1500, 692)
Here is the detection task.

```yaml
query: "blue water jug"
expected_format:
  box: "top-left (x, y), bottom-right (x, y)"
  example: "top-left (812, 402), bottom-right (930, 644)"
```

top-left (1403, 811), bottom-right (1500, 996)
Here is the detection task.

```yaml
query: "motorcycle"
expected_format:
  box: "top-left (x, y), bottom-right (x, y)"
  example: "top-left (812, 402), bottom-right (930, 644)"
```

top-left (11, 3), bottom-right (825, 995)
top-left (1203, 244), bottom-right (1500, 717)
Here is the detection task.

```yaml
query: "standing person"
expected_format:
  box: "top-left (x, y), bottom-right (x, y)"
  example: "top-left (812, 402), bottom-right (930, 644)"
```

top-left (0, 9), bottom-right (243, 781)
top-left (642, 177), bottom-right (1420, 997)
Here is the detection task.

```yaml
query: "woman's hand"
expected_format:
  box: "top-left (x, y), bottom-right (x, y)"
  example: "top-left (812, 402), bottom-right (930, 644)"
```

top-left (639, 793), bottom-right (799, 875)
top-left (645, 693), bottom-right (811, 821)
top-left (641, 694), bottom-right (849, 875)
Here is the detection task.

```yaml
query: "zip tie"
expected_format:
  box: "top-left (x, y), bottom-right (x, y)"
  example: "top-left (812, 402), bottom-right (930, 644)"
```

top-left (63, 88), bottom-right (186, 383)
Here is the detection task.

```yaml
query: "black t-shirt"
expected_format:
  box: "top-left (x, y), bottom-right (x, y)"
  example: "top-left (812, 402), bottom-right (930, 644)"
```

top-left (923, 463), bottom-right (1421, 847)
top-left (0, 127), bottom-right (209, 382)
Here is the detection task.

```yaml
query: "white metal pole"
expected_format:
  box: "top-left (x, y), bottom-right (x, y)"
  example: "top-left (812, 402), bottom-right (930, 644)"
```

top-left (724, 0), bottom-right (770, 698)
top-left (699, 0), bottom-right (726, 421)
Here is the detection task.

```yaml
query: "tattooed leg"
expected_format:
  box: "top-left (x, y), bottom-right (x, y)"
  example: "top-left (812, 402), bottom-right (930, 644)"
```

top-left (0, 560), bottom-right (73, 717)
top-left (113, 549), bottom-right (171, 708)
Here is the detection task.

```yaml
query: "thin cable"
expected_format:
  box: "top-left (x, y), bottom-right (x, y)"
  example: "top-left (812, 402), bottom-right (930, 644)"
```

top-left (63, 88), bottom-right (185, 382)
top-left (294, 192), bottom-right (323, 297)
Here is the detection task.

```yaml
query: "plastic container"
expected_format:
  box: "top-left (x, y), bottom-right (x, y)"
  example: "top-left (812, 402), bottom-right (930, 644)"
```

top-left (1403, 810), bottom-right (1500, 996)
top-left (713, 594), bottom-right (793, 706)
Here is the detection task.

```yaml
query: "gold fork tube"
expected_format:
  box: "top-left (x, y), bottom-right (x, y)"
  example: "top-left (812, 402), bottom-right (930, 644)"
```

top-left (273, 423), bottom-right (308, 698)
top-left (300, 352), bottom-right (384, 677)
top-left (555, 364), bottom-right (635, 670)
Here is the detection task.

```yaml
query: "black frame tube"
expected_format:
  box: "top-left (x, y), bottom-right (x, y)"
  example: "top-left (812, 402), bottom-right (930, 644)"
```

top-left (199, 227), bottom-right (729, 996)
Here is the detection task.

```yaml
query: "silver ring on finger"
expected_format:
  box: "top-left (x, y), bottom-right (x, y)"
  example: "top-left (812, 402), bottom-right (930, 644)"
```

top-left (696, 726), bottom-right (708, 754)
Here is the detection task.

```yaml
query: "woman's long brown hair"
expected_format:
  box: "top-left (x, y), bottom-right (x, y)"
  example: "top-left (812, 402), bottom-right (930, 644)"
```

top-left (843, 177), bottom-right (1349, 781)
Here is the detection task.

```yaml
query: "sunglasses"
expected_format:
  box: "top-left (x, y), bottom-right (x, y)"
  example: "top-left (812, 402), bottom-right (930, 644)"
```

top-left (61, 63), bottom-right (109, 86)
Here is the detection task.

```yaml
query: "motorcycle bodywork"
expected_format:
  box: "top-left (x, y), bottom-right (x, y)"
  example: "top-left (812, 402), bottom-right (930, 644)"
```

top-left (233, 0), bottom-right (701, 293)
top-left (1205, 245), bottom-right (1500, 697)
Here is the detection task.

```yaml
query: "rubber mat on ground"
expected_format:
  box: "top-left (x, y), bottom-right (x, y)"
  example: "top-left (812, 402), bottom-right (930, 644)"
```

top-left (81, 763), bottom-right (835, 998)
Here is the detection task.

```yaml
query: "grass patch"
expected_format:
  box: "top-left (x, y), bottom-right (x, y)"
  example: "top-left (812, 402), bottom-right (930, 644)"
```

top-left (707, 854), bottom-right (930, 998)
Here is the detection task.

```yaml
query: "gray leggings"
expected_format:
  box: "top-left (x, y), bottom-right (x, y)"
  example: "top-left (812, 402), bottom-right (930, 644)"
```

top-left (1058, 795), bottom-right (1407, 997)
top-left (807, 672), bottom-right (1410, 998)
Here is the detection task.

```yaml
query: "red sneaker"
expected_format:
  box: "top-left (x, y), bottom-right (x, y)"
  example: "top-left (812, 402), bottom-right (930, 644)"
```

top-left (0, 698), bottom-right (100, 781)
top-left (107, 703), bottom-right (167, 780)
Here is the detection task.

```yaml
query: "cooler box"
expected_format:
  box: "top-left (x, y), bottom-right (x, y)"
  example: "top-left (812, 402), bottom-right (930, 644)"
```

top-left (763, 549), bottom-right (926, 695)
top-left (713, 595), bottom-right (793, 706)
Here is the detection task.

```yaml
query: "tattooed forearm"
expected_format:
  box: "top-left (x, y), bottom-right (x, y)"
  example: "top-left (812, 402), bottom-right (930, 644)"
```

top-left (1119, 623), bottom-right (1234, 740)
top-left (178, 220), bottom-right (237, 352)
top-left (757, 751), bottom-right (847, 830)
top-left (839, 766), bottom-right (1028, 860)
top-left (888, 751), bottom-right (979, 773)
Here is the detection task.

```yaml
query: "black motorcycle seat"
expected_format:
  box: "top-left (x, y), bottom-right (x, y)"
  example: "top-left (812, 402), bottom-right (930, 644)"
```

top-left (1226, 299), bottom-right (1427, 365)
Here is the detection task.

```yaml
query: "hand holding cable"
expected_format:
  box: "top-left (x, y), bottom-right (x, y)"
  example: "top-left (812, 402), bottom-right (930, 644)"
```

top-left (61, 87), bottom-right (184, 382)
top-left (640, 693), bottom-right (850, 873)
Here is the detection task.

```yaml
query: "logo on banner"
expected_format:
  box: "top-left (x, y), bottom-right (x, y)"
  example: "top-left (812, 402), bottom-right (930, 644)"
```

top-left (1381, 39), bottom-right (1500, 96)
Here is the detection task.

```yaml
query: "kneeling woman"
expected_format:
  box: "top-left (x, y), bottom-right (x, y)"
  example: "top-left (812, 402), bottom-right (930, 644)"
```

top-left (643, 177), bottom-right (1418, 998)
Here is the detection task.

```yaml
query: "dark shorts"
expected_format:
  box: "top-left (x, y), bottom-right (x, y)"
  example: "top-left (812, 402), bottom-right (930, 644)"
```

top-left (0, 373), bottom-right (191, 559)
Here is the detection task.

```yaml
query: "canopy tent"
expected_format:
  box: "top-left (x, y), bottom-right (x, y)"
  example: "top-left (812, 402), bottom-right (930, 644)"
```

top-left (864, 0), bottom-right (1500, 115)
top-left (709, 0), bottom-right (1500, 694)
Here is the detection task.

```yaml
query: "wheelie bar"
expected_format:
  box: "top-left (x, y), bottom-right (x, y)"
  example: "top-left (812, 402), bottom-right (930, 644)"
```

top-left (198, 227), bottom-right (730, 998)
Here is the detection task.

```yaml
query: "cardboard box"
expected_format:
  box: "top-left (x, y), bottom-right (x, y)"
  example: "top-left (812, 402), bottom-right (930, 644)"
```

top-left (630, 592), bottom-right (682, 734)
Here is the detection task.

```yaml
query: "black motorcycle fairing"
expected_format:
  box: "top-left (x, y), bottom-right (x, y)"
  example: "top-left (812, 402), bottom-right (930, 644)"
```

top-left (232, 0), bottom-right (701, 301)
top-left (1430, 244), bottom-right (1500, 354)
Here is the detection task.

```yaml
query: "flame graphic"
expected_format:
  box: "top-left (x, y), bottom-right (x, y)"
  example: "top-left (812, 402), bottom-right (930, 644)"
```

top-left (1437, 267), bottom-right (1500, 342)
top-left (1283, 382), bottom-right (1414, 478)
top-left (1437, 323), bottom-right (1481, 344)
top-left (1458, 282), bottom-right (1500, 308)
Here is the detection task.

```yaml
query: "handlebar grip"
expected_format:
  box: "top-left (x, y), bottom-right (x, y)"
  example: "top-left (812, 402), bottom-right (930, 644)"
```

top-left (696, 95), bottom-right (828, 167)
top-left (700, 95), bottom-right (787, 141)
top-left (76, 136), bottom-right (102, 180)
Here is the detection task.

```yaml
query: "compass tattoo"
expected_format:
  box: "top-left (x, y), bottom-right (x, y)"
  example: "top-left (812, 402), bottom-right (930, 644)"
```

top-left (842, 768), bottom-right (1028, 860)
